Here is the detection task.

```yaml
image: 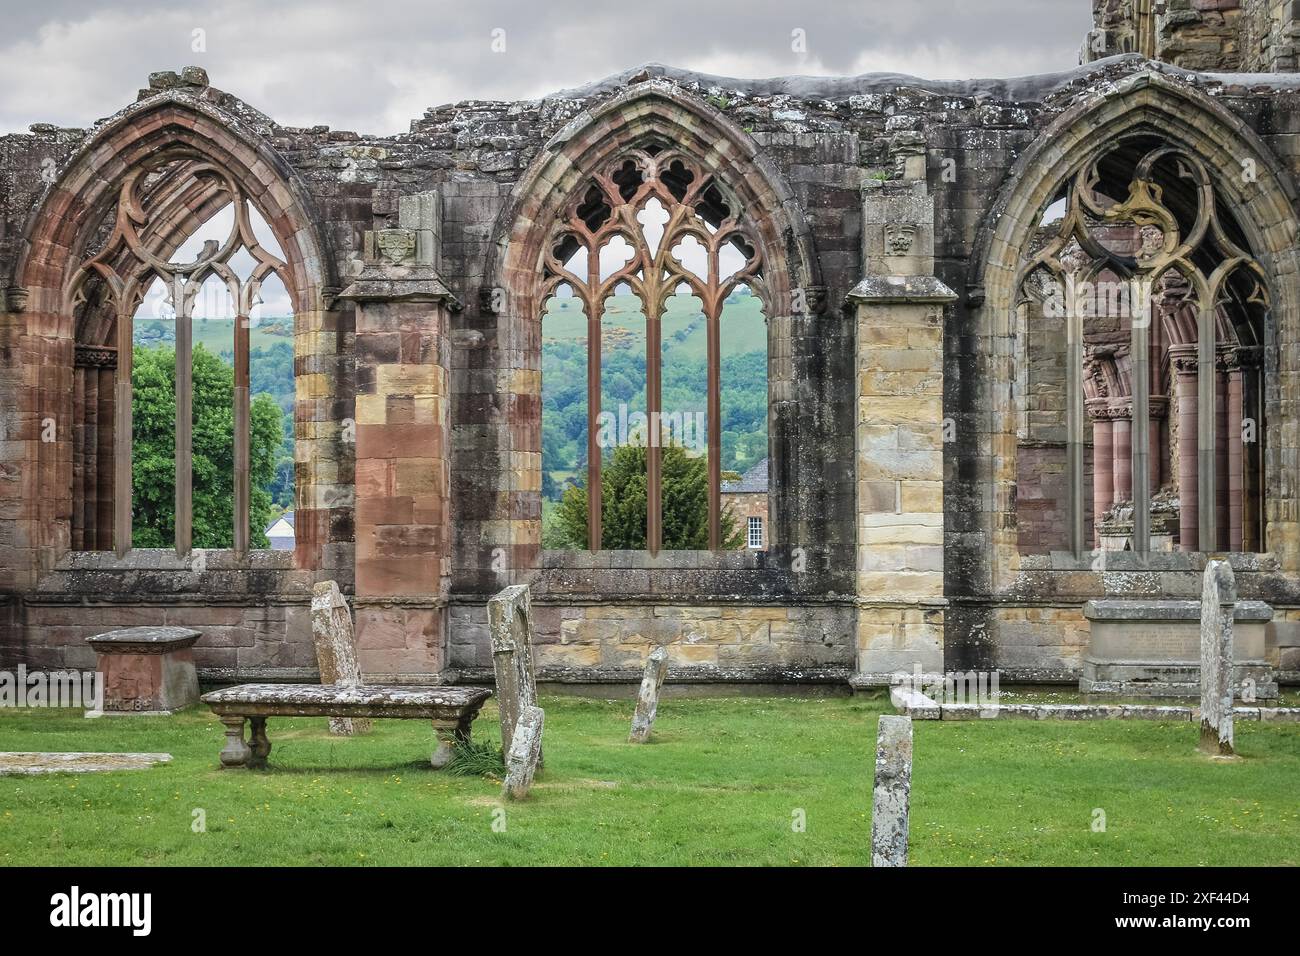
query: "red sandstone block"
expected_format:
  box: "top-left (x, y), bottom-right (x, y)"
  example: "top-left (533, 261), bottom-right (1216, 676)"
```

top-left (410, 496), bottom-right (445, 525)
top-left (356, 557), bottom-right (439, 596)
top-left (356, 423), bottom-right (443, 460)
top-left (385, 395), bottom-right (416, 424)
top-left (355, 608), bottom-right (409, 650)
top-left (355, 495), bottom-right (414, 526)
top-left (355, 458), bottom-right (396, 498)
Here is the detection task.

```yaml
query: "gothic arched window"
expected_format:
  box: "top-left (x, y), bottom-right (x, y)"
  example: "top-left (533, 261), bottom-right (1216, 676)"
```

top-left (66, 150), bottom-right (295, 558)
top-left (538, 144), bottom-right (769, 553)
top-left (1016, 138), bottom-right (1268, 555)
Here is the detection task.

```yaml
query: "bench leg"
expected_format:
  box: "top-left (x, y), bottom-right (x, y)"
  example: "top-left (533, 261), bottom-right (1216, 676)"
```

top-left (431, 717), bottom-right (473, 769)
top-left (247, 717), bottom-right (272, 770)
top-left (219, 716), bottom-right (251, 768)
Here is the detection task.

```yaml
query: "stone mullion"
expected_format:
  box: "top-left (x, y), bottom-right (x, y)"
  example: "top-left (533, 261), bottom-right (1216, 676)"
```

top-left (113, 303), bottom-right (135, 557)
top-left (232, 309), bottom-right (251, 557)
top-left (1130, 298), bottom-right (1151, 556)
top-left (1066, 304), bottom-right (1086, 555)
top-left (646, 298), bottom-right (663, 555)
top-left (706, 269), bottom-right (722, 552)
top-left (585, 246), bottom-right (602, 551)
top-left (173, 275), bottom-right (193, 558)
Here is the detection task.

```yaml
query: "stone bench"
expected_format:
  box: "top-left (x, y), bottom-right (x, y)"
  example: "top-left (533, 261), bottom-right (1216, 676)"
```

top-left (201, 683), bottom-right (491, 770)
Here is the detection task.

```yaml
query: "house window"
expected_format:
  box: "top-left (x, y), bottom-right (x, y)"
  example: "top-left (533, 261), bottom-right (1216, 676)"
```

top-left (747, 516), bottom-right (763, 549)
top-left (538, 143), bottom-right (769, 553)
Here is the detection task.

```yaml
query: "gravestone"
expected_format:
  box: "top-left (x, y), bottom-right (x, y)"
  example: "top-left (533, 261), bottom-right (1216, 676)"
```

top-left (502, 705), bottom-right (545, 801)
top-left (871, 714), bottom-right (913, 867)
top-left (628, 646), bottom-right (669, 743)
top-left (85, 626), bottom-right (200, 716)
top-left (1199, 560), bottom-right (1236, 758)
top-left (311, 581), bottom-right (370, 736)
top-left (488, 585), bottom-right (539, 756)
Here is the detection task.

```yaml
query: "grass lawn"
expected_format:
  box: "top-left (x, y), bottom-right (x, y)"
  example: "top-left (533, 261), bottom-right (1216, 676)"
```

top-left (0, 694), bottom-right (1297, 866)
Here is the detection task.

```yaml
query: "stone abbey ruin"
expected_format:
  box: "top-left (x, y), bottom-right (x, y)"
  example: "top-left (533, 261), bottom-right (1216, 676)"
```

top-left (3, 0), bottom-right (1300, 696)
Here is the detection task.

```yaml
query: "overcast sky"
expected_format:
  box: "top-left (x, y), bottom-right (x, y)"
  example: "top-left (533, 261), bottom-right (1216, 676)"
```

top-left (0, 0), bottom-right (1093, 136)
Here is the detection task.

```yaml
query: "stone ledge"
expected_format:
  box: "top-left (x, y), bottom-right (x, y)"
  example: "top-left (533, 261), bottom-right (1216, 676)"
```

top-left (919, 703), bottom-right (1300, 722)
top-left (1083, 599), bottom-right (1274, 622)
top-left (889, 685), bottom-right (941, 718)
top-left (86, 626), bottom-right (200, 652)
top-left (442, 664), bottom-right (853, 685)
top-left (846, 275), bottom-right (957, 304)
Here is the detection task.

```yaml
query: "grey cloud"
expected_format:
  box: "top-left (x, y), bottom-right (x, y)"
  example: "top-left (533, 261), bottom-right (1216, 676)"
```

top-left (0, 0), bottom-right (1092, 134)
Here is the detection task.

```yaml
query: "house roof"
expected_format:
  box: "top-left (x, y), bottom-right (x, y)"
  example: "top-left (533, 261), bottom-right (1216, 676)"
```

top-left (721, 458), bottom-right (768, 494)
top-left (264, 511), bottom-right (295, 535)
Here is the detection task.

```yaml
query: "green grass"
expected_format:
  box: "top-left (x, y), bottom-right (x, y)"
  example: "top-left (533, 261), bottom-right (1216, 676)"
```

top-left (0, 695), bottom-right (1297, 866)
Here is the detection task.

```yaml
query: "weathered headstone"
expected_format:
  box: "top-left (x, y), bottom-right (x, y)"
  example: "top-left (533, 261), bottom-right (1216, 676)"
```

top-left (501, 705), bottom-right (544, 801)
top-left (311, 580), bottom-right (370, 736)
top-left (488, 585), bottom-right (539, 756)
top-left (870, 714), bottom-right (913, 867)
top-left (1199, 560), bottom-right (1236, 757)
top-left (85, 626), bottom-right (201, 716)
top-left (628, 645), bottom-right (669, 743)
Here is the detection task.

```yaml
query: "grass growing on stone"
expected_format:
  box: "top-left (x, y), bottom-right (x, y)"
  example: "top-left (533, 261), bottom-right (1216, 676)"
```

top-left (0, 694), bottom-right (1297, 866)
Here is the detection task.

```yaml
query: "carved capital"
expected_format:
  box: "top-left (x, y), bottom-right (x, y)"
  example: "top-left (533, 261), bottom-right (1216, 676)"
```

top-left (1168, 344), bottom-right (1199, 377)
top-left (74, 345), bottom-right (118, 368)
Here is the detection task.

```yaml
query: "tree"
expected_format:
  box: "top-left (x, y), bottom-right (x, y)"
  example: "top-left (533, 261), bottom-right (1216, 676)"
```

top-left (552, 441), bottom-right (743, 549)
top-left (131, 344), bottom-right (283, 549)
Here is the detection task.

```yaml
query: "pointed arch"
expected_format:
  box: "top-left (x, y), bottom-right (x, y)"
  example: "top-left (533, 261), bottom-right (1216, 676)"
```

top-left (12, 89), bottom-right (336, 571)
top-left (968, 70), bottom-right (1300, 585)
top-left (482, 82), bottom-right (819, 564)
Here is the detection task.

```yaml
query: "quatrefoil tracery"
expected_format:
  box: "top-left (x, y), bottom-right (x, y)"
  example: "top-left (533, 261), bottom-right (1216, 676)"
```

top-left (540, 148), bottom-right (766, 319)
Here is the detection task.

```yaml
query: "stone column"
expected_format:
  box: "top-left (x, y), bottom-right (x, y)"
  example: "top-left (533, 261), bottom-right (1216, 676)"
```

top-left (1149, 397), bottom-right (1168, 494)
top-left (1171, 345), bottom-right (1199, 551)
top-left (338, 192), bottom-right (458, 680)
top-left (1088, 402), bottom-right (1114, 549)
top-left (850, 180), bottom-right (954, 682)
top-left (1215, 350), bottom-right (1231, 551)
top-left (1111, 407), bottom-right (1132, 509)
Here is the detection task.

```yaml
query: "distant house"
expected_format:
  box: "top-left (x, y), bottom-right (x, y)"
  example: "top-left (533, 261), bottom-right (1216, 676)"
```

top-left (720, 458), bottom-right (768, 549)
top-left (265, 511), bottom-right (295, 550)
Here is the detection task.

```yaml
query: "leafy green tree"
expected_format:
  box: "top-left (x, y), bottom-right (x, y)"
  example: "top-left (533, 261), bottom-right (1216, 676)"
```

top-left (552, 441), bottom-right (742, 550)
top-left (131, 344), bottom-right (283, 549)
